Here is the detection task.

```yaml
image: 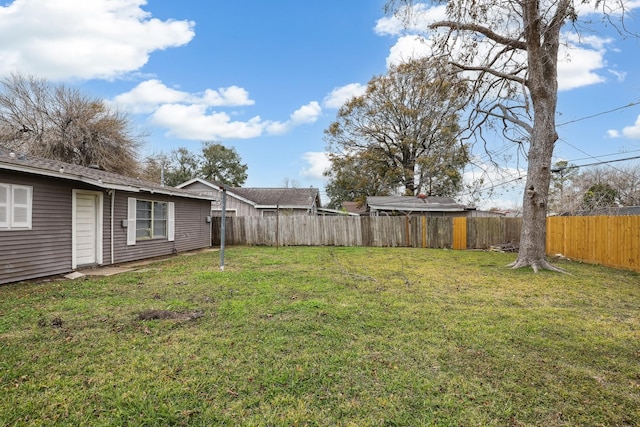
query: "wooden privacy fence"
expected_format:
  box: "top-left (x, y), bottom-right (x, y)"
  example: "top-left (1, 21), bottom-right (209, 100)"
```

top-left (213, 215), bottom-right (640, 272)
top-left (212, 216), bottom-right (521, 249)
top-left (546, 215), bottom-right (640, 272)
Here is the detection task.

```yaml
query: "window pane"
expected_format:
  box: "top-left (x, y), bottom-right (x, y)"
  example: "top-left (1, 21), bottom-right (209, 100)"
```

top-left (13, 207), bottom-right (28, 223)
top-left (136, 200), bottom-right (151, 219)
top-left (13, 187), bottom-right (28, 204)
top-left (136, 218), bottom-right (151, 239)
top-left (136, 226), bottom-right (151, 239)
top-left (0, 206), bottom-right (6, 223)
top-left (0, 186), bottom-right (6, 204)
top-left (154, 202), bottom-right (167, 219)
top-left (153, 219), bottom-right (167, 237)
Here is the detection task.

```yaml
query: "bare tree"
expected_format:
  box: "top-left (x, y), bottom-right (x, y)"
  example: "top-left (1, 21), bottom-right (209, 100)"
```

top-left (549, 160), bottom-right (579, 214)
top-left (282, 177), bottom-right (301, 188)
top-left (553, 164), bottom-right (640, 213)
top-left (0, 73), bottom-right (143, 176)
top-left (603, 164), bottom-right (640, 207)
top-left (386, 0), bottom-right (636, 271)
top-left (138, 152), bottom-right (170, 185)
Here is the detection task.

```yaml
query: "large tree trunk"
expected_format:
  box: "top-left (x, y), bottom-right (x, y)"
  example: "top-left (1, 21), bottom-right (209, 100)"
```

top-left (509, 99), bottom-right (561, 272)
top-left (509, 0), bottom-right (568, 273)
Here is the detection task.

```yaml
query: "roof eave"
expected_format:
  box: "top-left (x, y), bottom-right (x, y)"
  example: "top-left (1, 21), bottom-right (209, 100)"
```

top-left (368, 204), bottom-right (466, 212)
top-left (255, 205), bottom-right (314, 210)
top-left (1, 162), bottom-right (216, 201)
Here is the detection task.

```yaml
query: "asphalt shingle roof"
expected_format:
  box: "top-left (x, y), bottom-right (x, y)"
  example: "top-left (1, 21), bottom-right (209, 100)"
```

top-left (231, 187), bottom-right (320, 208)
top-left (0, 147), bottom-right (214, 200)
top-left (367, 195), bottom-right (467, 212)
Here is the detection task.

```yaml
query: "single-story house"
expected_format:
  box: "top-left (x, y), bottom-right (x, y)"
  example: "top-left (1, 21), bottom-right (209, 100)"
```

top-left (177, 178), bottom-right (321, 217)
top-left (366, 195), bottom-right (472, 217)
top-left (0, 148), bottom-right (215, 285)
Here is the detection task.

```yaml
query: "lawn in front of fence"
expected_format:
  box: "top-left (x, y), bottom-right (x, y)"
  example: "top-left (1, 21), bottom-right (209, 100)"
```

top-left (1, 247), bottom-right (638, 426)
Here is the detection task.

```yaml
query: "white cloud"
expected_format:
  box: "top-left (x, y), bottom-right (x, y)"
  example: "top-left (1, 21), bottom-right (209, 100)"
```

top-left (385, 35), bottom-right (433, 67)
top-left (266, 101), bottom-right (322, 135)
top-left (323, 83), bottom-right (367, 109)
top-left (0, 0), bottom-right (194, 80)
top-left (291, 101), bottom-right (322, 124)
top-left (150, 104), bottom-right (266, 140)
top-left (556, 34), bottom-right (612, 91)
top-left (201, 86), bottom-right (255, 107)
top-left (609, 115), bottom-right (640, 140)
top-left (574, 0), bottom-right (640, 17)
top-left (557, 45), bottom-right (606, 90)
top-left (608, 69), bottom-right (627, 82)
top-left (128, 80), bottom-right (320, 140)
top-left (300, 152), bottom-right (330, 180)
top-left (113, 79), bottom-right (190, 114)
top-left (113, 79), bottom-right (254, 114)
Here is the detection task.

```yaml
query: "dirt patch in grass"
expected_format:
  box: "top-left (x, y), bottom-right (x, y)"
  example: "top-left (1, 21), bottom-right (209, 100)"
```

top-left (136, 310), bottom-right (204, 321)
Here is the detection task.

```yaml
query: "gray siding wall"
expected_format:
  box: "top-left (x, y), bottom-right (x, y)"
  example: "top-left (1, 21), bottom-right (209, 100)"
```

top-left (186, 182), bottom-right (219, 192)
top-left (212, 199), bottom-right (311, 217)
top-left (1, 171), bottom-right (212, 285)
top-left (111, 191), bottom-right (211, 264)
top-left (219, 197), bottom-right (260, 217)
top-left (175, 198), bottom-right (212, 253)
top-left (0, 172), bottom-right (74, 285)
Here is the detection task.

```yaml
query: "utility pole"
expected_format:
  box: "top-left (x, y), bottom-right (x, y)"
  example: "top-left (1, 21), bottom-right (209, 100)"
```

top-left (220, 185), bottom-right (227, 271)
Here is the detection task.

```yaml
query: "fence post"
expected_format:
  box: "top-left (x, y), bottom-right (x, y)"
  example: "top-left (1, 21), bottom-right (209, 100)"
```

top-left (405, 216), bottom-right (411, 247)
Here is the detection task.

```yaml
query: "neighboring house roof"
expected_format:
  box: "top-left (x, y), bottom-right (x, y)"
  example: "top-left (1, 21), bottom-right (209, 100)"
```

top-left (367, 195), bottom-right (468, 212)
top-left (316, 207), bottom-right (360, 216)
top-left (341, 201), bottom-right (368, 216)
top-left (177, 178), bottom-right (321, 209)
top-left (231, 187), bottom-right (320, 209)
top-left (0, 148), bottom-right (214, 201)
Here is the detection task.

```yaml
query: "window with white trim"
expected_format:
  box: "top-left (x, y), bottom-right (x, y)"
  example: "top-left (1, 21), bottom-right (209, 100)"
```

top-left (0, 183), bottom-right (33, 230)
top-left (136, 200), bottom-right (167, 239)
top-left (126, 197), bottom-right (174, 245)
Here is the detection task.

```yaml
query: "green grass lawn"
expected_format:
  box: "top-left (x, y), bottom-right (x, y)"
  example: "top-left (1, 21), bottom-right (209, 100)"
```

top-left (1, 247), bottom-right (638, 426)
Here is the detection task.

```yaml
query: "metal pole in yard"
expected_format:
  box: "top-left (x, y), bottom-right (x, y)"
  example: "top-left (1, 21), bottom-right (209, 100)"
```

top-left (220, 185), bottom-right (227, 271)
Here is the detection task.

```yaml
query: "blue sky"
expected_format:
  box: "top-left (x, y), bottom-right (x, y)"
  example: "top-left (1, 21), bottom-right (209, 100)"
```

top-left (1, 0), bottom-right (639, 209)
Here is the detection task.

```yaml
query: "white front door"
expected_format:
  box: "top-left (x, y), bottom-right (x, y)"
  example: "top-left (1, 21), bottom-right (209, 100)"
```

top-left (73, 191), bottom-right (103, 267)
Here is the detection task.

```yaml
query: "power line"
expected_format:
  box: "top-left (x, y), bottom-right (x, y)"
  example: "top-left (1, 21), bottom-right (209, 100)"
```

top-left (557, 100), bottom-right (640, 127)
top-left (559, 148), bottom-right (640, 163)
top-left (551, 154), bottom-right (640, 172)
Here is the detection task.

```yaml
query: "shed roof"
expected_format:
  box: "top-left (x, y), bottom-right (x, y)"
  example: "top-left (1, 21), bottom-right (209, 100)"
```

top-left (177, 178), bottom-right (320, 209)
top-left (231, 187), bottom-right (320, 208)
top-left (0, 148), bottom-right (215, 201)
top-left (341, 201), bottom-right (368, 216)
top-left (367, 195), bottom-right (467, 212)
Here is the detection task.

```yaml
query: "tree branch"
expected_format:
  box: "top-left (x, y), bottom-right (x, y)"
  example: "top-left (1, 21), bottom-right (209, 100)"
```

top-left (477, 104), bottom-right (533, 134)
top-left (449, 61), bottom-right (527, 86)
top-left (430, 20), bottom-right (527, 51)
